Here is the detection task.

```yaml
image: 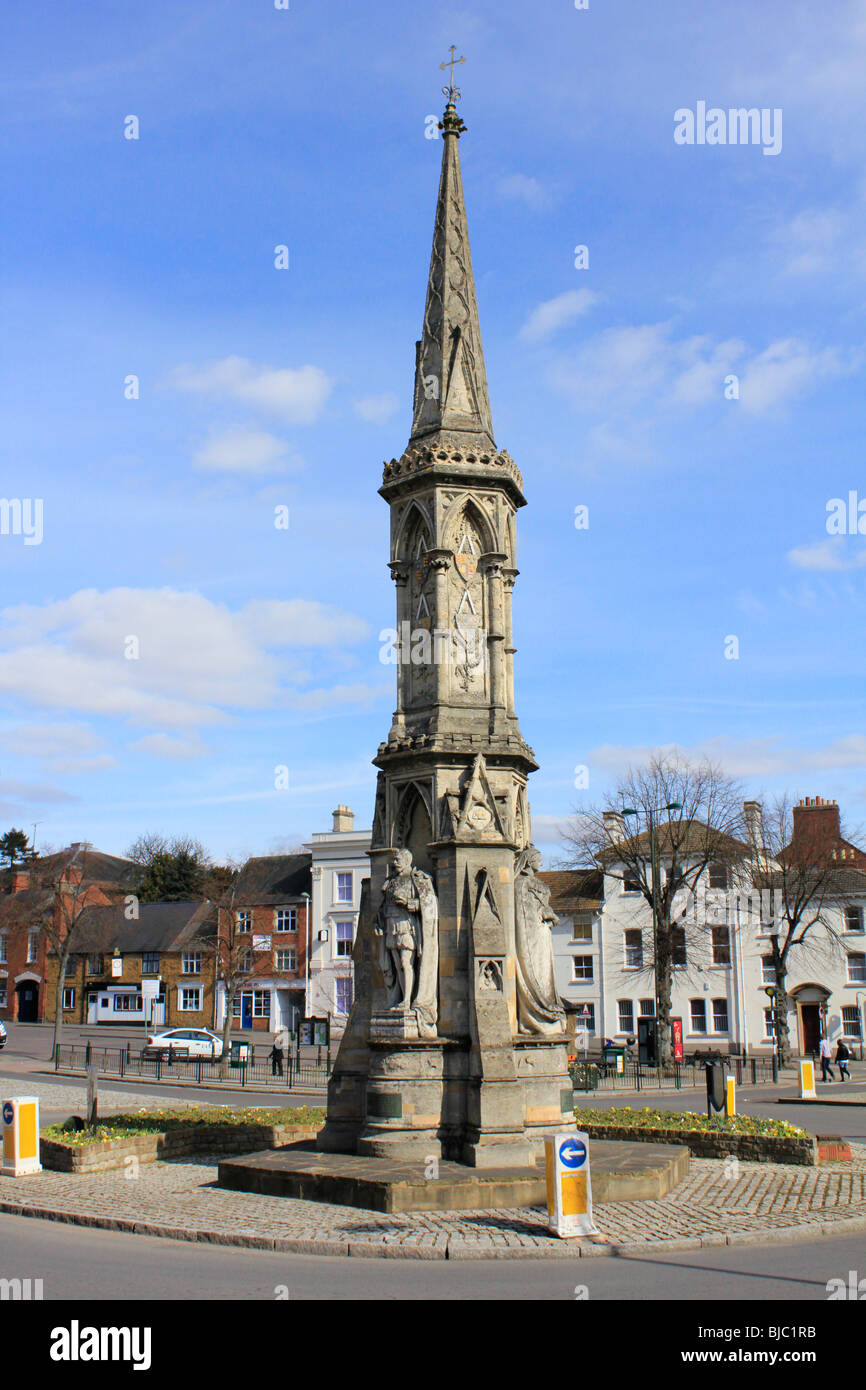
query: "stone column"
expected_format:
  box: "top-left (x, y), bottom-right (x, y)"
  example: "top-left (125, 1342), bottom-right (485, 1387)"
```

top-left (480, 553), bottom-right (507, 732)
top-left (503, 568), bottom-right (518, 718)
top-left (426, 549), bottom-right (453, 725)
top-left (387, 561), bottom-right (410, 741)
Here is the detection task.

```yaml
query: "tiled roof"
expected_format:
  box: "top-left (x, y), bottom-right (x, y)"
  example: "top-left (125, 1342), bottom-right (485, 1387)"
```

top-left (538, 869), bottom-right (602, 909)
top-left (66, 900), bottom-right (217, 954)
top-left (232, 854), bottom-right (312, 905)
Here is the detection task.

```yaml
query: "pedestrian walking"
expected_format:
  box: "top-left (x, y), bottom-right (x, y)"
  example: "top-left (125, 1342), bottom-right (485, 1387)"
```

top-left (269, 1040), bottom-right (284, 1077)
top-left (835, 1038), bottom-right (851, 1082)
top-left (819, 1035), bottom-right (835, 1082)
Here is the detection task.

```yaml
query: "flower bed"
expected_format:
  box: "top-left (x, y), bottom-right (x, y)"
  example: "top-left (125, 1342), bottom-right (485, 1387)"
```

top-left (41, 1106), bottom-right (326, 1174)
top-left (574, 1106), bottom-right (818, 1165)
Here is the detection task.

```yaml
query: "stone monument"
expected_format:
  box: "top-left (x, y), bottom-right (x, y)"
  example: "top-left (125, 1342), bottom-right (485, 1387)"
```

top-left (316, 64), bottom-right (576, 1169)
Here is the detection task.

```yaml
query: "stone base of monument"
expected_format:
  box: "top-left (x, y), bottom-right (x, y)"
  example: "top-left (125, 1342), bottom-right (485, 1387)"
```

top-left (217, 1139), bottom-right (689, 1214)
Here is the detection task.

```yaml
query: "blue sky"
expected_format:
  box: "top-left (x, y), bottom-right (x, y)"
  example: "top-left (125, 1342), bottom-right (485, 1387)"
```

top-left (2, 0), bottom-right (866, 865)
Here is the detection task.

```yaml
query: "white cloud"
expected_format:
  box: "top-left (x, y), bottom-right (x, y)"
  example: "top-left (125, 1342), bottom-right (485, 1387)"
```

top-left (585, 735), bottom-right (866, 780)
top-left (193, 428), bottom-right (303, 474)
top-left (519, 290), bottom-right (598, 344)
top-left (352, 393), bottom-right (400, 425)
top-left (0, 588), bottom-right (371, 731)
top-left (289, 680), bottom-right (391, 711)
top-left (131, 733), bottom-right (210, 760)
top-left (551, 323), bottom-right (856, 417)
top-left (0, 723), bottom-right (102, 759)
top-left (498, 174), bottom-right (552, 211)
top-left (787, 537), bottom-right (866, 571)
top-left (166, 356), bottom-right (334, 424)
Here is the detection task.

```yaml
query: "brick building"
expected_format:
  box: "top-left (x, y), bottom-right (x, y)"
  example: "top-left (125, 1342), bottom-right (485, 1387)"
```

top-left (214, 853), bottom-right (312, 1034)
top-left (0, 844), bottom-right (140, 1024)
top-left (44, 899), bottom-right (217, 1029)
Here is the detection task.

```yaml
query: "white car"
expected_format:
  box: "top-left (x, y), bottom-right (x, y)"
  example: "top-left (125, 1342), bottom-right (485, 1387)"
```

top-left (144, 1027), bottom-right (223, 1059)
top-left (0, 1021), bottom-right (6, 1049)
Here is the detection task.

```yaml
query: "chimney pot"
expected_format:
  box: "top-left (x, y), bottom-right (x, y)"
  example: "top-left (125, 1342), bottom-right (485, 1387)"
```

top-left (332, 806), bottom-right (355, 833)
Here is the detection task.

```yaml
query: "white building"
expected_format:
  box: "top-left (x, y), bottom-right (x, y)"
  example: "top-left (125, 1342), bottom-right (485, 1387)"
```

top-left (594, 796), bottom-right (866, 1058)
top-left (304, 805), bottom-right (371, 1029)
top-left (544, 797), bottom-right (866, 1059)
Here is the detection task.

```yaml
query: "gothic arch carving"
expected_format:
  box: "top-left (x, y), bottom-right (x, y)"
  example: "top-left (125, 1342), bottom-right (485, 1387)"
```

top-left (394, 499), bottom-right (434, 562)
top-left (441, 492), bottom-right (497, 557)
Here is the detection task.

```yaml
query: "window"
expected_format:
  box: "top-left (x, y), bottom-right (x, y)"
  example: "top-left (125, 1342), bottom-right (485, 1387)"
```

top-left (275, 907), bottom-right (297, 933)
top-left (622, 869), bottom-right (640, 894)
top-left (638, 999), bottom-right (655, 1017)
top-left (336, 979), bottom-right (354, 1015)
top-left (712, 998), bottom-right (729, 1033)
top-left (180, 988), bottom-right (201, 1012)
top-left (763, 1008), bottom-right (776, 1040)
top-left (708, 862), bottom-right (728, 890)
top-left (112, 993), bottom-right (142, 1013)
top-left (624, 930), bottom-right (643, 969)
top-left (571, 955), bottom-right (593, 982)
top-left (0, 981), bottom-right (6, 1007)
top-left (574, 1003), bottom-right (596, 1033)
top-left (761, 956), bottom-right (776, 985)
top-left (62, 987), bottom-right (75, 1011)
top-left (87, 954), bottom-right (102, 975)
top-left (231, 994), bottom-right (242, 1018)
top-left (27, 932), bottom-right (39, 963)
top-left (842, 1005), bottom-right (863, 1039)
top-left (239, 951), bottom-right (253, 973)
top-left (253, 989), bottom-right (270, 1018)
top-left (181, 952), bottom-right (201, 975)
top-left (671, 927), bottom-right (686, 967)
top-left (847, 953), bottom-right (866, 984)
top-left (711, 927), bottom-right (730, 965)
top-left (336, 921), bottom-right (354, 958)
top-left (252, 934), bottom-right (272, 952)
top-left (64, 955), bottom-right (76, 976)
top-left (336, 872), bottom-right (353, 903)
top-left (845, 905), bottom-right (864, 933)
top-left (276, 949), bottom-right (297, 972)
top-left (617, 999), bottom-right (634, 1034)
top-left (690, 999), bottom-right (707, 1034)
top-left (571, 914), bottom-right (592, 942)
top-left (0, 935), bottom-right (6, 963)
top-left (236, 910), bottom-right (252, 932)
top-left (141, 952), bottom-right (159, 974)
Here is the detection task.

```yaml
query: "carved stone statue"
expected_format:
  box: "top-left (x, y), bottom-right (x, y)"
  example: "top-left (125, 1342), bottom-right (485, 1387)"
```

top-left (514, 844), bottom-right (566, 1036)
top-left (375, 848), bottom-right (439, 1039)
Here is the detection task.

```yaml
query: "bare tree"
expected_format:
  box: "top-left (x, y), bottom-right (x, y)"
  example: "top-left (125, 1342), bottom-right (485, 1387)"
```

top-left (562, 752), bottom-right (745, 1064)
top-left (741, 797), bottom-right (862, 1065)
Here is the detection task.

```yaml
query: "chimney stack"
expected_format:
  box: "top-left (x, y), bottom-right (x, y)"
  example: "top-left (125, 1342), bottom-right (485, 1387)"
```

top-left (602, 810), bottom-right (626, 845)
top-left (332, 805), bottom-right (355, 833)
top-left (792, 796), bottom-right (840, 857)
top-left (743, 800), bottom-right (763, 848)
top-left (10, 869), bottom-right (29, 894)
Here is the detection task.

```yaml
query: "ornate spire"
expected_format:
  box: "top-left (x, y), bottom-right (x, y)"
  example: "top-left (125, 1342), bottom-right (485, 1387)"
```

top-left (410, 63), bottom-right (495, 453)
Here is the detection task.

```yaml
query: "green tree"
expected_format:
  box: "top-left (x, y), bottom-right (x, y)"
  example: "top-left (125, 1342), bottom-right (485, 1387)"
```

top-left (0, 828), bottom-right (33, 866)
top-left (127, 833), bottom-right (211, 902)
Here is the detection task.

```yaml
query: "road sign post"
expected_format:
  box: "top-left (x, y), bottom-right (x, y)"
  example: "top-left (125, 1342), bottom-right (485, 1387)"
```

top-left (1, 1096), bottom-right (42, 1176)
top-left (725, 1072), bottom-right (736, 1117)
top-left (544, 1130), bottom-right (598, 1238)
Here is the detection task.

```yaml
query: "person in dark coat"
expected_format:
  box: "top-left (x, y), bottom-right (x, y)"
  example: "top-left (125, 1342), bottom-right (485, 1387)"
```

top-left (269, 1041), bottom-right (284, 1077)
top-left (835, 1039), bottom-right (851, 1082)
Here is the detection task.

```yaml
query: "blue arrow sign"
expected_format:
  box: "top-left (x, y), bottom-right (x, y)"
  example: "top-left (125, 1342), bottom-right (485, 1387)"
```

top-left (2, 1102), bottom-right (13, 1126)
top-left (559, 1137), bottom-right (587, 1169)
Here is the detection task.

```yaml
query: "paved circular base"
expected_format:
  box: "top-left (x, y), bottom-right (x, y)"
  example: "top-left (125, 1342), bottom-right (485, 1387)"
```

top-left (217, 1139), bottom-right (688, 1213)
top-left (0, 1146), bottom-right (864, 1259)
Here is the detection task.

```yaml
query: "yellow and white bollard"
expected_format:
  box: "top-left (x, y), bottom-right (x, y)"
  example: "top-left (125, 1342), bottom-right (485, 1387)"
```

top-left (544, 1130), bottom-right (598, 1238)
top-left (799, 1058), bottom-right (817, 1100)
top-left (1, 1097), bottom-right (42, 1176)
top-left (725, 1074), bottom-right (736, 1117)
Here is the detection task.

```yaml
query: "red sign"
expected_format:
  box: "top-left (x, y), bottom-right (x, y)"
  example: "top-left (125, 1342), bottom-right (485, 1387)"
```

top-left (672, 1018), bottom-right (684, 1062)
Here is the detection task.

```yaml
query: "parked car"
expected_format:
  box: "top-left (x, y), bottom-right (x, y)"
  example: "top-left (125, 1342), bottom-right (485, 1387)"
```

top-left (143, 1028), bottom-right (223, 1060)
top-left (0, 1021), bottom-right (6, 1049)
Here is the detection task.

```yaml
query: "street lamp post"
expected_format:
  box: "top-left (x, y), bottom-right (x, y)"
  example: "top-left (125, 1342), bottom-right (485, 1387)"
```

top-left (301, 891), bottom-right (311, 1022)
top-left (763, 985), bottom-right (780, 1081)
top-left (622, 801), bottom-right (682, 1063)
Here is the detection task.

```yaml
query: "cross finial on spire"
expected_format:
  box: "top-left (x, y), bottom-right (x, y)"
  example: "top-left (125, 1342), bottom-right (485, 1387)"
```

top-left (439, 45), bottom-right (465, 105)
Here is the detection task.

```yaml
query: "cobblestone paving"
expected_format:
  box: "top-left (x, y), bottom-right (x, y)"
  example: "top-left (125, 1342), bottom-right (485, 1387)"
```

top-left (0, 1078), bottom-right (215, 1116)
top-left (1, 1145), bottom-right (865, 1258)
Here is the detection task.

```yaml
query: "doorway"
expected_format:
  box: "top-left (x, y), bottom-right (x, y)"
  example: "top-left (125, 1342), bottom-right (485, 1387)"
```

top-left (241, 992), bottom-right (253, 1030)
top-left (801, 1003), bottom-right (821, 1054)
top-left (15, 981), bottom-right (38, 1022)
